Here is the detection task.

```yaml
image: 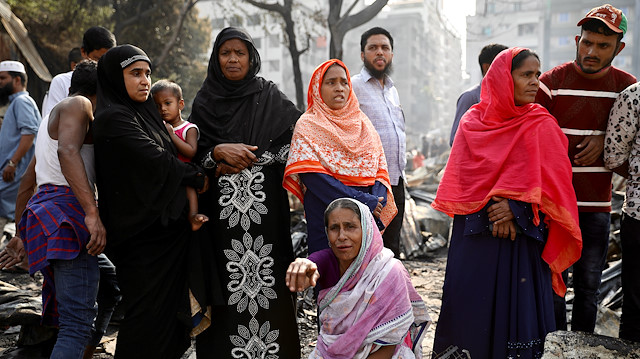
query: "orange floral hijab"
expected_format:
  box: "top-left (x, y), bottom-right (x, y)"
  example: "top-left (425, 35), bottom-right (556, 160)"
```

top-left (284, 59), bottom-right (397, 227)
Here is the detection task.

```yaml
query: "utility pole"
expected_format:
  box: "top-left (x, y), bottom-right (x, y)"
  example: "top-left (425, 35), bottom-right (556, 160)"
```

top-left (542, 0), bottom-right (551, 71)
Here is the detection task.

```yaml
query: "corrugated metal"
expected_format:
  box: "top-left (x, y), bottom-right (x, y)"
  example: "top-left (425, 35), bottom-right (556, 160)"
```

top-left (0, 1), bottom-right (52, 82)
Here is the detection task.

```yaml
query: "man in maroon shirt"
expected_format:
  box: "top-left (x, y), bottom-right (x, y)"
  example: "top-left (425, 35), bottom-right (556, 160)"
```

top-left (536, 4), bottom-right (636, 333)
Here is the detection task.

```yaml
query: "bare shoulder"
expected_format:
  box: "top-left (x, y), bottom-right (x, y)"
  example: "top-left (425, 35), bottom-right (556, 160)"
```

top-left (50, 95), bottom-right (94, 130)
top-left (53, 95), bottom-right (94, 120)
top-left (58, 95), bottom-right (92, 110)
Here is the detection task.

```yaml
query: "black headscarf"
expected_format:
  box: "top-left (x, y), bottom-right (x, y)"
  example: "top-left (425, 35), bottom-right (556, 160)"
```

top-left (94, 45), bottom-right (189, 242)
top-left (190, 27), bottom-right (301, 162)
top-left (95, 45), bottom-right (169, 141)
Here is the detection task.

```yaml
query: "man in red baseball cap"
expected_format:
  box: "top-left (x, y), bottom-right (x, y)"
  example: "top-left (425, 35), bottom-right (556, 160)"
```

top-left (577, 4), bottom-right (627, 36)
top-left (535, 3), bottom-right (636, 333)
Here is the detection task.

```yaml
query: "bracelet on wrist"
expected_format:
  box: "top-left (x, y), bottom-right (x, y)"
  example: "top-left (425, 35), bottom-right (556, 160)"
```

top-left (202, 151), bottom-right (217, 169)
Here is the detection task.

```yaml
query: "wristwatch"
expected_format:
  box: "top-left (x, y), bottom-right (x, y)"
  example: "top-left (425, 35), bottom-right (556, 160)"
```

top-left (6, 159), bottom-right (16, 168)
top-left (202, 152), bottom-right (217, 170)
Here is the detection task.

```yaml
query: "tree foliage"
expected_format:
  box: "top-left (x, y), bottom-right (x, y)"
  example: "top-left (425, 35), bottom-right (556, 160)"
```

top-left (6, 0), bottom-right (212, 113)
top-left (109, 0), bottom-right (211, 112)
top-left (242, 0), bottom-right (324, 110)
top-left (328, 0), bottom-right (388, 59)
top-left (7, 0), bottom-right (112, 75)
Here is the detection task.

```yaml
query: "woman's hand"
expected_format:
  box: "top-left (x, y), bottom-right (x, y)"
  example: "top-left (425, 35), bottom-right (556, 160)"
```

top-left (215, 163), bottom-right (243, 177)
top-left (164, 122), bottom-right (175, 136)
top-left (487, 196), bottom-right (514, 224)
top-left (367, 344), bottom-right (397, 359)
top-left (492, 220), bottom-right (517, 241)
top-left (286, 258), bottom-right (320, 292)
top-left (213, 143), bottom-right (258, 171)
top-left (373, 197), bottom-right (384, 219)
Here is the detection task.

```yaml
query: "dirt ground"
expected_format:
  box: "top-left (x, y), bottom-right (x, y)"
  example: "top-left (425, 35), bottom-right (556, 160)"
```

top-left (0, 249), bottom-right (448, 358)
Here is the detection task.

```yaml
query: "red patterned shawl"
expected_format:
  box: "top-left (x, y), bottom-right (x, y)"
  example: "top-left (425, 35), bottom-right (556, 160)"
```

top-left (432, 48), bottom-right (582, 296)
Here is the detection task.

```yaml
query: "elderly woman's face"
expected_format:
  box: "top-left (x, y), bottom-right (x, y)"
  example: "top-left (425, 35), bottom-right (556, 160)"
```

top-left (327, 207), bottom-right (362, 271)
top-left (123, 60), bottom-right (151, 103)
top-left (218, 38), bottom-right (250, 81)
top-left (512, 55), bottom-right (540, 106)
top-left (321, 64), bottom-right (349, 110)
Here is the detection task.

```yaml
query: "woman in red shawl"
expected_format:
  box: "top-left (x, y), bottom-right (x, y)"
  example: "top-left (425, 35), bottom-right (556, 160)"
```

top-left (284, 59), bottom-right (397, 255)
top-left (431, 48), bottom-right (582, 358)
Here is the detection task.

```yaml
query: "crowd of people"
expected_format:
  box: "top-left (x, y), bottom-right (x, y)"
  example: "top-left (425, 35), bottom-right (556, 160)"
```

top-left (0, 2), bottom-right (637, 359)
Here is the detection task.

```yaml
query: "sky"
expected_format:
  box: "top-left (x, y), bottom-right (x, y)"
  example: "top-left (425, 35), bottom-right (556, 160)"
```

top-left (442, 0), bottom-right (476, 36)
top-left (441, 0), bottom-right (476, 70)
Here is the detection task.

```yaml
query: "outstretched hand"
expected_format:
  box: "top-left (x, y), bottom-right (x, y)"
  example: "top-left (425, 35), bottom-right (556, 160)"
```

top-left (0, 236), bottom-right (26, 270)
top-left (286, 258), bottom-right (320, 292)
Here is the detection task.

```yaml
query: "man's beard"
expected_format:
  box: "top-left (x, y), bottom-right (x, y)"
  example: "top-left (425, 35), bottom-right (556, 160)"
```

top-left (0, 82), bottom-right (13, 106)
top-left (364, 58), bottom-right (393, 79)
top-left (575, 48), bottom-right (616, 74)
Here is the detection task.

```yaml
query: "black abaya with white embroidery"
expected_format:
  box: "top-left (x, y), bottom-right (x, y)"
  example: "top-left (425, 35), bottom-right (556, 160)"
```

top-left (190, 27), bottom-right (301, 358)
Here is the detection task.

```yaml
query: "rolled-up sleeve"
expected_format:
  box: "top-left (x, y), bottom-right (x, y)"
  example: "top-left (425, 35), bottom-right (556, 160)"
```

top-left (13, 97), bottom-right (40, 135)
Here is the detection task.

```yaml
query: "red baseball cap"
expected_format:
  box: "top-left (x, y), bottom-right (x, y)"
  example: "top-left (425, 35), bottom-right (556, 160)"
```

top-left (577, 4), bottom-right (627, 35)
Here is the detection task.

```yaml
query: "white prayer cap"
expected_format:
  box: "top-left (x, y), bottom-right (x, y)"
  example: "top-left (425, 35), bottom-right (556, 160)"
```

top-left (0, 61), bottom-right (26, 74)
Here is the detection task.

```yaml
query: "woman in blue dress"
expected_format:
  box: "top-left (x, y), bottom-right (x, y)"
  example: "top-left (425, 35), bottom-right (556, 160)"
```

top-left (431, 47), bottom-right (582, 359)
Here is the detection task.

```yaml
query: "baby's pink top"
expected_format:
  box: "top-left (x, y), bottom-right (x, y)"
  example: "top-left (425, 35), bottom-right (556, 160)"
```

top-left (173, 120), bottom-right (199, 163)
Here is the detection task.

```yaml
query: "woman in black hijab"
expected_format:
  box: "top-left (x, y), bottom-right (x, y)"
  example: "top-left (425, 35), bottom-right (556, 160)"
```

top-left (93, 45), bottom-right (206, 358)
top-left (190, 27), bottom-right (302, 358)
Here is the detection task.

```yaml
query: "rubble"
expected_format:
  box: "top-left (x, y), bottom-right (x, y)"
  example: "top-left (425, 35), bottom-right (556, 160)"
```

top-left (0, 280), bottom-right (41, 327)
top-left (0, 150), bottom-right (633, 358)
top-left (542, 331), bottom-right (640, 359)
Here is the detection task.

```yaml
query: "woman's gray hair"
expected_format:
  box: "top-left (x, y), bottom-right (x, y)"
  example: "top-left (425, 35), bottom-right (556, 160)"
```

top-left (324, 198), bottom-right (362, 227)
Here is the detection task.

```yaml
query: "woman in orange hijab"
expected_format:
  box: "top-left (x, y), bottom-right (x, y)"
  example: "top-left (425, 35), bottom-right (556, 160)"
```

top-left (431, 48), bottom-right (582, 358)
top-left (284, 59), bottom-right (397, 255)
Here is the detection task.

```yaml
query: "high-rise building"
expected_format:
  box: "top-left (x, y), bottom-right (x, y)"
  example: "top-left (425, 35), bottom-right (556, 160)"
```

top-left (197, 0), bottom-right (464, 145)
top-left (343, 0), bottom-right (464, 144)
top-left (541, 0), bottom-right (636, 74)
top-left (465, 0), bottom-right (543, 83)
top-left (196, 1), bottom-right (329, 109)
top-left (466, 0), bottom-right (637, 76)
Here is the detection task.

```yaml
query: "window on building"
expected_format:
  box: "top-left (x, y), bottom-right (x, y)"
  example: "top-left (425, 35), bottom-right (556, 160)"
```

top-left (229, 15), bottom-right (243, 27)
top-left (557, 36), bottom-right (570, 46)
top-left (487, 3), bottom-right (495, 14)
top-left (483, 26), bottom-right (492, 36)
top-left (247, 14), bottom-right (261, 26)
top-left (513, 2), bottom-right (521, 11)
top-left (557, 13), bottom-right (569, 23)
top-left (614, 56), bottom-right (628, 67)
top-left (518, 23), bottom-right (538, 36)
top-left (253, 37), bottom-right (262, 49)
top-left (269, 34), bottom-right (279, 48)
